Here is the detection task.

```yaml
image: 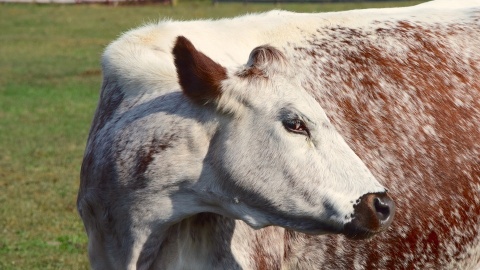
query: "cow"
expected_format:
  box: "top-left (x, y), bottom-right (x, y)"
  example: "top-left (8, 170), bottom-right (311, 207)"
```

top-left (78, 0), bottom-right (480, 269)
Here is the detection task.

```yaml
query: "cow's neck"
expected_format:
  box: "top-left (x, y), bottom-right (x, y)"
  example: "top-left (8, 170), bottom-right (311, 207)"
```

top-left (150, 213), bottom-right (239, 269)
top-left (150, 213), bottom-right (286, 269)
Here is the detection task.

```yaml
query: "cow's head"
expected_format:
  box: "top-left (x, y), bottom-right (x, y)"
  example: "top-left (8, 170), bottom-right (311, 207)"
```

top-left (173, 36), bottom-right (394, 239)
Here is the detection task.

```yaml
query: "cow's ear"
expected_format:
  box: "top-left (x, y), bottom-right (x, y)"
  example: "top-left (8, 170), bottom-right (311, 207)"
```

top-left (237, 45), bottom-right (286, 78)
top-left (172, 36), bottom-right (227, 104)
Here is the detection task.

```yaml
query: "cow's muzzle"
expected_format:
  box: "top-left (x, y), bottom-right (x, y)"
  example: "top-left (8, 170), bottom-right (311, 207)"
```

top-left (344, 192), bottom-right (395, 240)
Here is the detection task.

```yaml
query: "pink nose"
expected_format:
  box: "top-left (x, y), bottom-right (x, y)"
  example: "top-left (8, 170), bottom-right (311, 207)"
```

top-left (343, 192), bottom-right (395, 240)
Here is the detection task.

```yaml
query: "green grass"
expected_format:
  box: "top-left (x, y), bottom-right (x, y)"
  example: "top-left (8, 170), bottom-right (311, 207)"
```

top-left (0, 1), bottom-right (426, 268)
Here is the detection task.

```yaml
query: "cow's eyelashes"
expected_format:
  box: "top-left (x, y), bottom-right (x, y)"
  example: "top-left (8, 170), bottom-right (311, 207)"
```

top-left (283, 119), bottom-right (310, 137)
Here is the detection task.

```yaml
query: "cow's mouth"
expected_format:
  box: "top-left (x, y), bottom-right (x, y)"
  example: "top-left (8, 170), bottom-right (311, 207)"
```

top-left (343, 222), bottom-right (382, 240)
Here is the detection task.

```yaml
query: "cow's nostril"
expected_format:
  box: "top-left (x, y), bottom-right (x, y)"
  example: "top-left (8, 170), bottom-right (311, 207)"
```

top-left (373, 196), bottom-right (392, 222)
top-left (343, 192), bottom-right (395, 240)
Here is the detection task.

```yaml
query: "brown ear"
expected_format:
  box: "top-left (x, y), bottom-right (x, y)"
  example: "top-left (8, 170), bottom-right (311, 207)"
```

top-left (172, 36), bottom-right (227, 104)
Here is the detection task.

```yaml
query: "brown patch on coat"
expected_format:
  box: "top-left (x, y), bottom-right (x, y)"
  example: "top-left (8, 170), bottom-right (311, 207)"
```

top-left (252, 228), bottom-right (282, 270)
top-left (132, 133), bottom-right (178, 190)
top-left (293, 18), bottom-right (480, 268)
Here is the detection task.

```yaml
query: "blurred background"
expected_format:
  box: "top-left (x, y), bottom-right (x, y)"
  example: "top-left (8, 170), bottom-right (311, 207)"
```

top-left (0, 0), bottom-right (426, 269)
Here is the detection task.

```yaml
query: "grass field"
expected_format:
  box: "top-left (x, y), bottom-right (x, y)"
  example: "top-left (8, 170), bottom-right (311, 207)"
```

top-left (0, 1), bottom-right (426, 268)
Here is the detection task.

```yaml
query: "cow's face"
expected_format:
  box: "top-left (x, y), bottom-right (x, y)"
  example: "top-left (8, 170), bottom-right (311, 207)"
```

top-left (173, 36), bottom-right (395, 239)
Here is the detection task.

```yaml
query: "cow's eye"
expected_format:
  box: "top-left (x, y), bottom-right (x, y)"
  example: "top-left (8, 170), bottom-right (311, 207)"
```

top-left (283, 119), bottom-right (310, 137)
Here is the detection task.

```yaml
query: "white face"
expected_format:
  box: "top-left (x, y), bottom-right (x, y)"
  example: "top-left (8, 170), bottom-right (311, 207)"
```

top-left (173, 38), bottom-right (391, 236)
top-left (207, 74), bottom-right (386, 234)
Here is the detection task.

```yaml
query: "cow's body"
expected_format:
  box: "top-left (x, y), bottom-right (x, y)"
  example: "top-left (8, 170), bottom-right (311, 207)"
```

top-left (78, 1), bottom-right (480, 269)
